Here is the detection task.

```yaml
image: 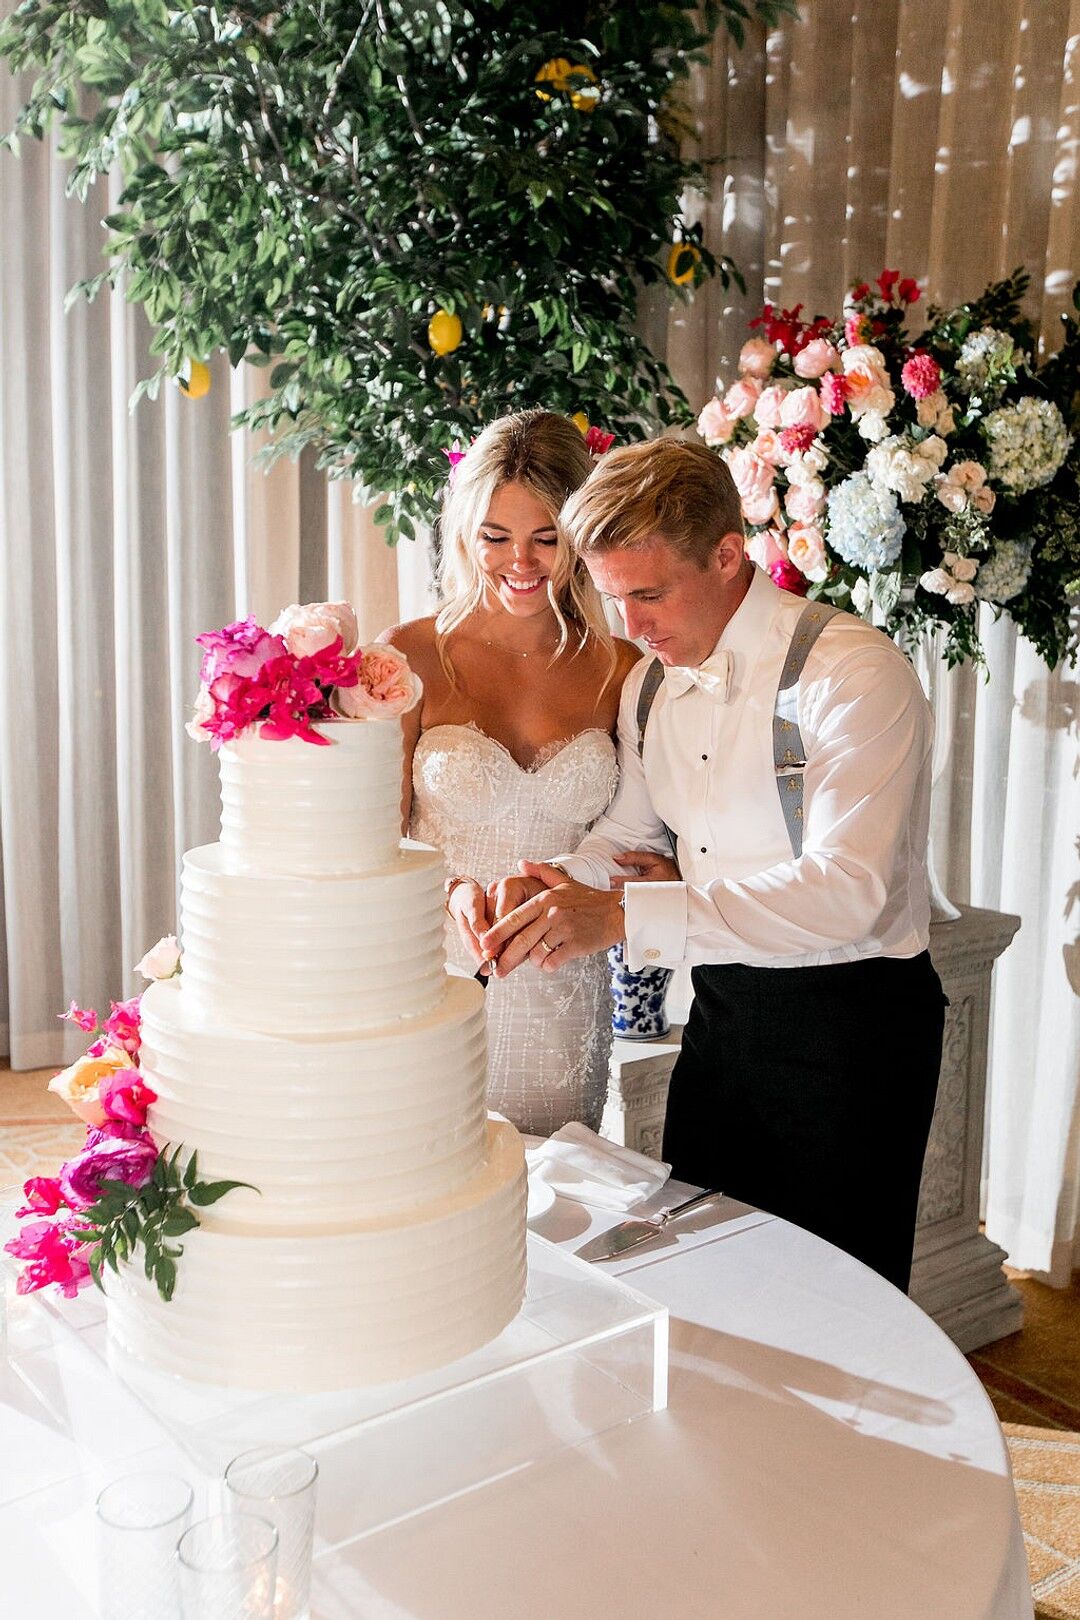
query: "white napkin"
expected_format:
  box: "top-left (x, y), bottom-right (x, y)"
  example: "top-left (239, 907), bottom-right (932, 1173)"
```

top-left (524, 1122), bottom-right (671, 1212)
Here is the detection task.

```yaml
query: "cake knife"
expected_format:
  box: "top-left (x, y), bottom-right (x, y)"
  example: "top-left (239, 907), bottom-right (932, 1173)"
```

top-left (574, 1188), bottom-right (724, 1262)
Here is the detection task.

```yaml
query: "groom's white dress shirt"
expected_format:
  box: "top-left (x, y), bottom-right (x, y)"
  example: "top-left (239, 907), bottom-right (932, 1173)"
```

top-left (557, 565), bottom-right (934, 973)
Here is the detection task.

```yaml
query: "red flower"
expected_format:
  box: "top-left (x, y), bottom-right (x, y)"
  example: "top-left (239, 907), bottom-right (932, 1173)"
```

top-left (850, 282), bottom-right (870, 302)
top-left (898, 277), bottom-right (921, 305)
top-left (876, 268), bottom-right (900, 302)
top-left (584, 426), bottom-right (615, 456)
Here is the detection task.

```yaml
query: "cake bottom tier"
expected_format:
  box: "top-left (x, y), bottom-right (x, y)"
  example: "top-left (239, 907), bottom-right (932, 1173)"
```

top-left (105, 1121), bottom-right (527, 1393)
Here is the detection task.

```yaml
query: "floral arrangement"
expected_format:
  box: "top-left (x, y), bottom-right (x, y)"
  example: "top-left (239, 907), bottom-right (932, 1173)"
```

top-left (697, 268), bottom-right (1080, 666)
top-left (187, 601), bottom-right (421, 746)
top-left (4, 939), bottom-right (251, 1303)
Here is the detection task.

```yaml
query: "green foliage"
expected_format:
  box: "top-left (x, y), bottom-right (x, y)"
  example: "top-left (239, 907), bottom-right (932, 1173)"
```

top-left (0, 0), bottom-right (796, 536)
top-left (73, 1145), bottom-right (255, 1302)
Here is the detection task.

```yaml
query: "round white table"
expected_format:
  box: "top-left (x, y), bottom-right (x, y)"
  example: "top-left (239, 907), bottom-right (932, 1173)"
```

top-left (0, 1190), bottom-right (1032, 1619)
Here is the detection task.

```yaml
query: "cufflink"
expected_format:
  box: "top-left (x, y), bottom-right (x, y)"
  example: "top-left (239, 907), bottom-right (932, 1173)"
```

top-left (643, 948), bottom-right (661, 962)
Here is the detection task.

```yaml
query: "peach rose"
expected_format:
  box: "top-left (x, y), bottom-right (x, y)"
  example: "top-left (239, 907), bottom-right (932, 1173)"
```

top-left (751, 428), bottom-right (783, 464)
top-left (784, 479), bottom-right (827, 523)
top-left (697, 398), bottom-right (735, 445)
top-left (723, 377), bottom-right (762, 420)
top-left (745, 527), bottom-right (789, 570)
top-left (753, 385), bottom-right (787, 429)
top-left (269, 601), bottom-right (359, 658)
top-left (48, 1047), bottom-right (133, 1126)
top-left (793, 339), bottom-right (840, 379)
top-left (786, 522), bottom-right (828, 583)
top-left (779, 386), bottom-right (830, 433)
top-left (739, 338), bottom-right (777, 379)
top-left (333, 644), bottom-right (422, 719)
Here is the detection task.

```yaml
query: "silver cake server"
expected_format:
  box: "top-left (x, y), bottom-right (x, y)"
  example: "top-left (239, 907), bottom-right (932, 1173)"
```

top-left (575, 1188), bottom-right (724, 1262)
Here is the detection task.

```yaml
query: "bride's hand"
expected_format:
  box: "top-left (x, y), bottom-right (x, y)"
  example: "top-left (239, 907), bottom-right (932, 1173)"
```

top-left (613, 849), bottom-right (681, 884)
top-left (446, 878), bottom-right (493, 974)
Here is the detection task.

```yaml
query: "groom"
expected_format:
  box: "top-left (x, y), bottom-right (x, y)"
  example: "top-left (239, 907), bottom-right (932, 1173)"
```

top-left (471, 439), bottom-right (946, 1293)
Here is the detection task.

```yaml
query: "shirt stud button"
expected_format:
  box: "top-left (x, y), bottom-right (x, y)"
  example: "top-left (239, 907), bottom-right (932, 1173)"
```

top-left (700, 846), bottom-right (707, 854)
top-left (701, 753), bottom-right (708, 761)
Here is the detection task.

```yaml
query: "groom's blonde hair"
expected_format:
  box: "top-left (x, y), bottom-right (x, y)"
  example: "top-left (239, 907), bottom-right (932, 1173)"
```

top-left (561, 439), bottom-right (744, 569)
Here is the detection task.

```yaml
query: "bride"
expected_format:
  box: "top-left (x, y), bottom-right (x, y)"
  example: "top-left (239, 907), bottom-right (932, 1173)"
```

top-left (381, 410), bottom-right (645, 1135)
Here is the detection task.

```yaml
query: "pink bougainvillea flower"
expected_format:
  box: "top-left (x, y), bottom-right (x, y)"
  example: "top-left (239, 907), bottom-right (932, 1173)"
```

top-left (101, 996), bottom-right (142, 1059)
top-left (59, 1001), bottom-right (98, 1033)
top-left (99, 1067), bottom-right (157, 1127)
top-left (4, 1220), bottom-right (91, 1297)
top-left (15, 1177), bottom-right (67, 1218)
top-left (195, 617), bottom-right (287, 684)
top-left (901, 352), bottom-right (942, 401)
top-left (584, 426), bottom-right (616, 456)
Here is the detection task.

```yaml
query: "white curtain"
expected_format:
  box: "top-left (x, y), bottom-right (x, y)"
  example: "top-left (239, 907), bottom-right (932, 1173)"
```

top-left (3, 3), bottom-right (1078, 1277)
top-left (661, 0), bottom-right (1080, 1281)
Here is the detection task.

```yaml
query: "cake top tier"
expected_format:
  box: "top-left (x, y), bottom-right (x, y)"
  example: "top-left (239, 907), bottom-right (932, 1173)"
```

top-left (185, 602), bottom-right (421, 752)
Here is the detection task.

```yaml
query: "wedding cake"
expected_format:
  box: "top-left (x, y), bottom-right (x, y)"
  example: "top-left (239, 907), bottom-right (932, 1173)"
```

top-left (104, 615), bottom-right (527, 1392)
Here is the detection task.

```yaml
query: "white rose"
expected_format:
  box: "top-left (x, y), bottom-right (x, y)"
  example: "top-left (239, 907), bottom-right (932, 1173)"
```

top-left (851, 577), bottom-right (872, 616)
top-left (269, 601), bottom-right (359, 658)
top-left (135, 934), bottom-right (181, 981)
top-left (857, 409), bottom-right (890, 443)
top-left (920, 568), bottom-right (952, 596)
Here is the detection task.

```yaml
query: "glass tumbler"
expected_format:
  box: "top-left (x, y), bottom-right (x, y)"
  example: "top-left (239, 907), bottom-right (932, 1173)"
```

top-left (177, 1512), bottom-right (278, 1620)
top-left (224, 1446), bottom-right (318, 1620)
top-left (96, 1470), bottom-right (193, 1620)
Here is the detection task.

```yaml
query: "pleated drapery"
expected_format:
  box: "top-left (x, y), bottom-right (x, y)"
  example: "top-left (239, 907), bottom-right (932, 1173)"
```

top-left (1, 2), bottom-right (1078, 1276)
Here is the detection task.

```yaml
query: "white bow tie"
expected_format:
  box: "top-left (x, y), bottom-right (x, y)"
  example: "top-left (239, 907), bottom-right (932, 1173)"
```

top-left (663, 649), bottom-right (734, 702)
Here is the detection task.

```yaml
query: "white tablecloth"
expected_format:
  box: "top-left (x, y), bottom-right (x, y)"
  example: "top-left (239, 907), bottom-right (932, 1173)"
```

top-left (1, 1191), bottom-right (1032, 1619)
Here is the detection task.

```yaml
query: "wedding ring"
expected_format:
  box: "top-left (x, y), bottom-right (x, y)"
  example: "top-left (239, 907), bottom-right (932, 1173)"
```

top-left (539, 938), bottom-right (554, 954)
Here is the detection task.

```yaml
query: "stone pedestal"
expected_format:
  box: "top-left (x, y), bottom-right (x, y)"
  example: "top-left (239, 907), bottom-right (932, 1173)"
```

top-left (602, 904), bottom-right (1023, 1353)
top-left (910, 905), bottom-right (1024, 1352)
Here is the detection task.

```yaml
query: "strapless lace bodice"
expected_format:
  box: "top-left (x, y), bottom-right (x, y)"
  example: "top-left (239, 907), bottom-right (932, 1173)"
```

top-left (411, 724), bottom-right (619, 1135)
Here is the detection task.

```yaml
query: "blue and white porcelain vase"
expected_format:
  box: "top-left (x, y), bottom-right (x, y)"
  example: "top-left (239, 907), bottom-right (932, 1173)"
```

top-left (608, 942), bottom-right (672, 1041)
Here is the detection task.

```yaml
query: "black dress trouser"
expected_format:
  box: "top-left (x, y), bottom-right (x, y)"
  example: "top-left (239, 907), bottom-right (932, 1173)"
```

top-left (661, 951), bottom-right (947, 1293)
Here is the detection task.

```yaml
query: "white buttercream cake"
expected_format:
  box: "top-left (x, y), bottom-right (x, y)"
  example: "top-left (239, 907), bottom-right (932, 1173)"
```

top-left (106, 709), bottom-right (527, 1391)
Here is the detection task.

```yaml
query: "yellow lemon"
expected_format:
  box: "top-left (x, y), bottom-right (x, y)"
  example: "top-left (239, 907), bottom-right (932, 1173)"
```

top-left (428, 309), bottom-right (463, 356)
top-left (180, 359), bottom-right (211, 399)
top-left (571, 412), bottom-right (590, 435)
top-left (535, 57), bottom-right (573, 101)
top-left (667, 243), bottom-right (701, 287)
top-left (568, 63), bottom-right (599, 112)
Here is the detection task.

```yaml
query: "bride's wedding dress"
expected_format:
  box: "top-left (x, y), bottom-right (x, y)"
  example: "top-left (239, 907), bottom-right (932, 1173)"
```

top-left (411, 723), bottom-right (619, 1136)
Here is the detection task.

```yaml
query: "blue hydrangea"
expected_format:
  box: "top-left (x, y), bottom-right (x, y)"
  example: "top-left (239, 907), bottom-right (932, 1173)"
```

top-left (825, 472), bottom-right (906, 572)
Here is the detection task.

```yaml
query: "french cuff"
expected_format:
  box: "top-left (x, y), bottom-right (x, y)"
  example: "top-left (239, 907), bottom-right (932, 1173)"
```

top-left (623, 881), bottom-right (688, 971)
top-left (548, 853), bottom-right (612, 891)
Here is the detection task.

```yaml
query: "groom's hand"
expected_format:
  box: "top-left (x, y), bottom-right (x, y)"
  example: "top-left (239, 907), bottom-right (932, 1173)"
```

top-left (613, 849), bottom-right (681, 885)
top-left (480, 860), bottom-right (625, 976)
top-left (485, 872), bottom-right (546, 926)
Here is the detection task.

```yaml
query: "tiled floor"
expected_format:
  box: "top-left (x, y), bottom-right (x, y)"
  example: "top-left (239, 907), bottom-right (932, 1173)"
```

top-left (2, 1062), bottom-right (1079, 1611)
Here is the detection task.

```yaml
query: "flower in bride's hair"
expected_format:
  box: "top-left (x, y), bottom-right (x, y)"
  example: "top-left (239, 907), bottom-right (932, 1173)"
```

top-left (269, 602), bottom-right (359, 659)
top-left (443, 444), bottom-right (473, 487)
top-left (333, 644), bottom-right (422, 720)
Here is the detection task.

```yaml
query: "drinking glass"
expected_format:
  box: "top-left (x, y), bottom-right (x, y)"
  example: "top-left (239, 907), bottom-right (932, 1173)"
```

top-left (177, 1513), bottom-right (278, 1620)
top-left (225, 1446), bottom-right (318, 1620)
top-left (96, 1470), bottom-right (193, 1620)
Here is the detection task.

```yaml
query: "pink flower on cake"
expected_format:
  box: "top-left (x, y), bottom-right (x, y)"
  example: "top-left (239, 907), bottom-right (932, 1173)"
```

top-left (135, 935), bottom-right (181, 981)
top-left (738, 338), bottom-right (777, 379)
top-left (99, 1068), bottom-right (157, 1127)
top-left (901, 353), bottom-right (942, 401)
top-left (59, 1001), bottom-right (98, 1033)
top-left (334, 645), bottom-right (422, 720)
top-left (15, 1177), bottom-right (67, 1218)
top-left (195, 617), bottom-right (286, 683)
top-left (59, 1131), bottom-right (158, 1211)
top-left (697, 398), bottom-right (735, 445)
top-left (48, 1048), bottom-right (135, 1126)
top-left (269, 602), bottom-right (360, 659)
top-left (780, 386), bottom-right (830, 433)
top-left (753, 386), bottom-right (787, 429)
top-left (4, 1221), bottom-right (91, 1298)
top-left (723, 378), bottom-right (762, 420)
top-left (101, 997), bottom-right (142, 1059)
top-left (793, 339), bottom-right (840, 380)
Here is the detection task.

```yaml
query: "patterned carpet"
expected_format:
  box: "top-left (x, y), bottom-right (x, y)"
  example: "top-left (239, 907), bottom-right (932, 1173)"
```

top-left (2, 1063), bottom-right (1079, 1610)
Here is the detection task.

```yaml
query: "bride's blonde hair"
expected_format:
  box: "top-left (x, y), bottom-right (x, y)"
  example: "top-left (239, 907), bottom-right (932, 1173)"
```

top-left (436, 410), bottom-right (615, 685)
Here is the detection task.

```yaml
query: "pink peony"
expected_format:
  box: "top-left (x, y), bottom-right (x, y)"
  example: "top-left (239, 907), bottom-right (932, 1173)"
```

top-left (780, 386), bottom-right (830, 433)
top-left (15, 1177), bottom-right (67, 1218)
top-left (769, 558), bottom-right (810, 596)
top-left (742, 489), bottom-right (781, 527)
top-left (58, 1132), bottom-right (158, 1211)
top-left (333, 644), bottom-right (422, 720)
top-left (745, 527), bottom-right (789, 570)
top-left (753, 386), bottom-right (787, 429)
top-left (738, 338), bottom-right (777, 379)
top-left (723, 377), bottom-right (762, 420)
top-left (784, 480), bottom-right (827, 523)
top-left (726, 447), bottom-right (776, 504)
top-left (819, 372), bottom-right (850, 416)
top-left (269, 602), bottom-right (360, 659)
top-left (793, 339), bottom-right (840, 379)
top-left (5, 1221), bottom-right (91, 1298)
top-left (901, 353), bottom-right (942, 400)
top-left (697, 398), bottom-right (735, 445)
top-left (59, 1001), bottom-right (97, 1033)
top-left (99, 1067), bottom-right (157, 1127)
top-left (786, 522), bottom-right (829, 583)
top-left (195, 617), bottom-right (286, 684)
top-left (101, 997), bottom-right (142, 1060)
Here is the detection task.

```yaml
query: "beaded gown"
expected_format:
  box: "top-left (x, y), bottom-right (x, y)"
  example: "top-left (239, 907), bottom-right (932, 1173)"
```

top-left (410, 723), bottom-right (619, 1136)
